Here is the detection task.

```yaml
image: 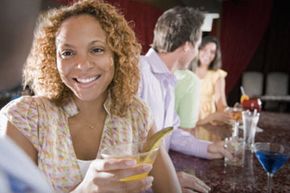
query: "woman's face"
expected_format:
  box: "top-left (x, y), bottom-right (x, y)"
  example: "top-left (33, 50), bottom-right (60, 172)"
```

top-left (56, 14), bottom-right (114, 102)
top-left (198, 42), bottom-right (217, 68)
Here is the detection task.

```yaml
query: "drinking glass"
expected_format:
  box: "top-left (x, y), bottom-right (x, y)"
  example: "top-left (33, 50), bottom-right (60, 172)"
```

top-left (226, 106), bottom-right (242, 137)
top-left (100, 141), bottom-right (159, 182)
top-left (253, 143), bottom-right (290, 193)
top-left (240, 86), bottom-right (262, 112)
top-left (224, 136), bottom-right (245, 167)
top-left (241, 98), bottom-right (262, 112)
top-left (242, 110), bottom-right (260, 150)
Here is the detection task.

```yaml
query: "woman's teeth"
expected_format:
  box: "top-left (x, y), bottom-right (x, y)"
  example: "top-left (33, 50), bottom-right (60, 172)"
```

top-left (75, 76), bottom-right (100, 83)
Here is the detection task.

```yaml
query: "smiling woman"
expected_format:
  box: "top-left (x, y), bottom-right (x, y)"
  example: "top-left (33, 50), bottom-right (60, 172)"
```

top-left (23, 1), bottom-right (141, 117)
top-left (55, 15), bottom-right (115, 103)
top-left (0, 0), bottom-right (182, 193)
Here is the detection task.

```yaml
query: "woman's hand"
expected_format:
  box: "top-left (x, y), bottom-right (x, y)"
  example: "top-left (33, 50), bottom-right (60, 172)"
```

top-left (208, 111), bottom-right (232, 125)
top-left (72, 159), bottom-right (153, 193)
top-left (177, 171), bottom-right (211, 193)
top-left (197, 111), bottom-right (232, 126)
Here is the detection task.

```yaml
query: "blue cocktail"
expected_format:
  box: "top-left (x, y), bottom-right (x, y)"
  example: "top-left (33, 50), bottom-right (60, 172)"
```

top-left (253, 143), bottom-right (290, 193)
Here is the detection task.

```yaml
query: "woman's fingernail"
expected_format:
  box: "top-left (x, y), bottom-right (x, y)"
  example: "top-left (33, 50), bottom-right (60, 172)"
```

top-left (143, 164), bottom-right (152, 171)
top-left (146, 176), bottom-right (154, 183)
top-left (125, 159), bottom-right (136, 166)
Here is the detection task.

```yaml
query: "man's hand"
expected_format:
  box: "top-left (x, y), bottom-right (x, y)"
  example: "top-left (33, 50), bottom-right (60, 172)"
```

top-left (177, 171), bottom-right (210, 193)
top-left (207, 141), bottom-right (233, 159)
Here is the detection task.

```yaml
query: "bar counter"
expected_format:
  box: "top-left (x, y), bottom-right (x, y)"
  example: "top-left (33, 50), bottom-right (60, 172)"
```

top-left (170, 112), bottom-right (290, 193)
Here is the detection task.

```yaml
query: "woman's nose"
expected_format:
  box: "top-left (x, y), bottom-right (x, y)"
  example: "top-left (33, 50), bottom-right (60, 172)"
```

top-left (204, 52), bottom-right (211, 58)
top-left (75, 56), bottom-right (94, 70)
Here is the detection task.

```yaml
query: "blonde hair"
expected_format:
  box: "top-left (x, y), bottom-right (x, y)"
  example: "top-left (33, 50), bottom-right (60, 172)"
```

top-left (23, 0), bottom-right (141, 117)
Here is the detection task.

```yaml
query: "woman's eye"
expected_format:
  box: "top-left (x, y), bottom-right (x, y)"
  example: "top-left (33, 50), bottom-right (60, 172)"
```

top-left (91, 47), bottom-right (104, 54)
top-left (60, 50), bottom-right (74, 58)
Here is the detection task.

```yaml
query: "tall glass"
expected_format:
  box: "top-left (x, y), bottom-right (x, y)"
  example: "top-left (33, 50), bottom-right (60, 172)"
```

top-left (226, 106), bottom-right (242, 137)
top-left (242, 110), bottom-right (260, 150)
top-left (253, 143), bottom-right (290, 193)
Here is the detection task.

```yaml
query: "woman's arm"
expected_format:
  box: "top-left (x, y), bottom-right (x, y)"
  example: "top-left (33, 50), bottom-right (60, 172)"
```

top-left (4, 121), bottom-right (38, 164)
top-left (197, 74), bottom-right (229, 126)
top-left (196, 111), bottom-right (231, 126)
top-left (151, 146), bottom-right (182, 193)
top-left (147, 125), bottom-right (182, 193)
top-left (214, 77), bottom-right (228, 111)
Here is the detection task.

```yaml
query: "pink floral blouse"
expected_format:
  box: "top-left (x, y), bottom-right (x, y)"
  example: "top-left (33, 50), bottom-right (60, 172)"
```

top-left (0, 95), bottom-right (153, 193)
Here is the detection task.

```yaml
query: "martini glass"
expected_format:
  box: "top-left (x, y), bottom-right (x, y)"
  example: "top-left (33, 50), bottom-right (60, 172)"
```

top-left (253, 143), bottom-right (290, 193)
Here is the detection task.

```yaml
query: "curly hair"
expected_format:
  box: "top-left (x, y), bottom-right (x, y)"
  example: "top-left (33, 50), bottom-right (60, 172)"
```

top-left (23, 0), bottom-right (141, 117)
top-left (197, 36), bottom-right (222, 70)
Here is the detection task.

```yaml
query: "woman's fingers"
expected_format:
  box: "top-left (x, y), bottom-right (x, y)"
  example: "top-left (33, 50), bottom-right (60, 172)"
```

top-left (182, 188), bottom-right (198, 193)
top-left (188, 174), bottom-right (211, 193)
top-left (102, 164), bottom-right (152, 181)
top-left (92, 159), bottom-right (152, 180)
top-left (117, 176), bottom-right (154, 193)
top-left (92, 158), bottom-right (137, 171)
top-left (83, 159), bottom-right (154, 192)
top-left (177, 171), bottom-right (211, 193)
top-left (95, 176), bottom-right (154, 193)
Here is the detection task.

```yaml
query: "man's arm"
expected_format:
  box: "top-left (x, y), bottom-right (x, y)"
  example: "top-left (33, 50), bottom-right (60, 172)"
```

top-left (170, 128), bottom-right (210, 159)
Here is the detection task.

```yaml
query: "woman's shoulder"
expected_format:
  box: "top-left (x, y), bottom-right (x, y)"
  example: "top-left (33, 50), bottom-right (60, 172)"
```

top-left (1, 96), bottom-right (55, 114)
top-left (129, 96), bottom-right (151, 114)
top-left (0, 96), bottom-right (59, 153)
top-left (6, 95), bottom-right (52, 105)
top-left (210, 69), bottom-right (227, 77)
top-left (216, 69), bottom-right (227, 77)
top-left (126, 96), bottom-right (153, 123)
top-left (208, 69), bottom-right (227, 82)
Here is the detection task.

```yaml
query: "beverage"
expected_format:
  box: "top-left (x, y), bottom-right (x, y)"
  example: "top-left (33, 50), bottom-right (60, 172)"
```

top-left (224, 137), bottom-right (245, 166)
top-left (101, 142), bottom-right (159, 182)
top-left (142, 127), bottom-right (173, 152)
top-left (242, 111), bottom-right (260, 150)
top-left (119, 153), bottom-right (157, 182)
top-left (231, 110), bottom-right (242, 122)
top-left (121, 173), bottom-right (148, 182)
top-left (101, 127), bottom-right (173, 181)
top-left (253, 143), bottom-right (290, 193)
top-left (240, 94), bottom-right (249, 104)
top-left (226, 106), bottom-right (242, 123)
top-left (255, 150), bottom-right (289, 175)
top-left (241, 98), bottom-right (262, 112)
top-left (239, 86), bottom-right (262, 112)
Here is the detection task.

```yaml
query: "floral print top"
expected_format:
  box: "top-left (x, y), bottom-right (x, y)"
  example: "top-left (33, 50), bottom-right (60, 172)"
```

top-left (0, 95), bottom-right (153, 193)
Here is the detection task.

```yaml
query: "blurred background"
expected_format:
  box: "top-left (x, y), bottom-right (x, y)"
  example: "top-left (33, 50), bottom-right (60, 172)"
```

top-left (0, 0), bottom-right (289, 111)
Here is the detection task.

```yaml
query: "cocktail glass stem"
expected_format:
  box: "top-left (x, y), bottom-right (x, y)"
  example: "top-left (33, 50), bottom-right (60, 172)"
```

top-left (267, 173), bottom-right (273, 193)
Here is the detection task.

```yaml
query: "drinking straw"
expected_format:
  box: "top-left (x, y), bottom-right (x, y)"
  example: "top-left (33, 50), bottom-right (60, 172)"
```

top-left (240, 86), bottom-right (246, 95)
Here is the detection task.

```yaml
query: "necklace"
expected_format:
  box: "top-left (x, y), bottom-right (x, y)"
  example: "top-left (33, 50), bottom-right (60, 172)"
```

top-left (88, 124), bottom-right (96, 130)
top-left (83, 120), bottom-right (99, 130)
